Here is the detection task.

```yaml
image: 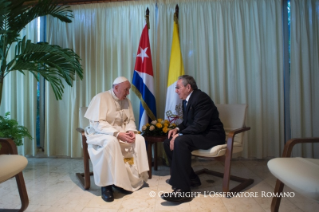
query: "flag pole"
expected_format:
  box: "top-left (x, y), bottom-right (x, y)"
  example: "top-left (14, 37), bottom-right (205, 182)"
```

top-left (164, 3), bottom-right (185, 123)
top-left (174, 4), bottom-right (179, 25)
top-left (146, 8), bottom-right (150, 29)
top-left (132, 7), bottom-right (157, 129)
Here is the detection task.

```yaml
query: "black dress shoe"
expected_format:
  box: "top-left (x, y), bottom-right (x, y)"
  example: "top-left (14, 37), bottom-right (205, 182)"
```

top-left (161, 188), bottom-right (193, 202)
top-left (101, 185), bottom-right (114, 202)
top-left (190, 175), bottom-right (201, 187)
top-left (166, 179), bottom-right (177, 190)
top-left (113, 185), bottom-right (133, 194)
top-left (168, 176), bottom-right (201, 190)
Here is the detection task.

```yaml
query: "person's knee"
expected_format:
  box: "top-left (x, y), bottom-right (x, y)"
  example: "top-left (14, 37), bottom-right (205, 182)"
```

top-left (163, 138), bottom-right (170, 147)
top-left (103, 136), bottom-right (118, 148)
top-left (174, 136), bottom-right (187, 149)
top-left (135, 134), bottom-right (145, 143)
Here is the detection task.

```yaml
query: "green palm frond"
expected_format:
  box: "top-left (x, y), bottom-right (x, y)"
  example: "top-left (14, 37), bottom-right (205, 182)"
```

top-left (0, 0), bottom-right (11, 29)
top-left (6, 36), bottom-right (83, 100)
top-left (0, 0), bottom-right (72, 48)
top-left (0, 0), bottom-right (11, 13)
top-left (33, 0), bottom-right (73, 23)
top-left (0, 0), bottom-right (83, 104)
top-left (8, 0), bottom-right (72, 34)
top-left (1, 0), bottom-right (30, 32)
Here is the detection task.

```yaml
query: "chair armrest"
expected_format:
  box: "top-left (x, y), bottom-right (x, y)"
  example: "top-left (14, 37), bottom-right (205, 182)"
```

top-left (76, 127), bottom-right (85, 134)
top-left (76, 127), bottom-right (88, 150)
top-left (226, 126), bottom-right (251, 146)
top-left (224, 126), bottom-right (250, 156)
top-left (282, 137), bottom-right (319, 157)
top-left (0, 138), bottom-right (18, 155)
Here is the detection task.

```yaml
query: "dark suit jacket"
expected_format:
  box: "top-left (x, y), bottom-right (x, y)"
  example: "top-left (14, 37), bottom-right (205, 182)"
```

top-left (178, 89), bottom-right (225, 137)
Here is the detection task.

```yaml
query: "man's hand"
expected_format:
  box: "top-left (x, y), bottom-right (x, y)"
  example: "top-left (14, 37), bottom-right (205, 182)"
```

top-left (118, 131), bottom-right (135, 143)
top-left (168, 128), bottom-right (178, 139)
top-left (170, 134), bottom-right (179, 151)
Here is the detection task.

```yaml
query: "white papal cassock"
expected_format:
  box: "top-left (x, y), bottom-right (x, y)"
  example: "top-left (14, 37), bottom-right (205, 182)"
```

top-left (84, 89), bottom-right (149, 191)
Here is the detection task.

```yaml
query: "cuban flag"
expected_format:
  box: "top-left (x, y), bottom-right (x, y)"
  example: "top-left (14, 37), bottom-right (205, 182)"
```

top-left (132, 24), bottom-right (157, 130)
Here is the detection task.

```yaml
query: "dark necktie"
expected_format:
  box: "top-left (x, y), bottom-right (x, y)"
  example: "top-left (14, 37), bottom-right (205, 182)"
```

top-left (183, 100), bottom-right (187, 111)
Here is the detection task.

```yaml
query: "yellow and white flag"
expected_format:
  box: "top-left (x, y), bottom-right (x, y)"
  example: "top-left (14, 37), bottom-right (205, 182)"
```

top-left (164, 16), bottom-right (185, 124)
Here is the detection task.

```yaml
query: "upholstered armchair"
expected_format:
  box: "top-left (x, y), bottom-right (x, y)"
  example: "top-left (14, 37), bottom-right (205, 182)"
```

top-left (0, 138), bottom-right (29, 211)
top-left (191, 104), bottom-right (253, 196)
top-left (267, 137), bottom-right (319, 212)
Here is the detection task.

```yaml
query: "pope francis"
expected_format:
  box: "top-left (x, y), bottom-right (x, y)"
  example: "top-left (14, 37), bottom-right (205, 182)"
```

top-left (84, 76), bottom-right (149, 202)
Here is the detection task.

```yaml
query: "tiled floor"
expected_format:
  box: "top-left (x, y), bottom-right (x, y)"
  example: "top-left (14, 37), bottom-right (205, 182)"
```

top-left (0, 158), bottom-right (318, 212)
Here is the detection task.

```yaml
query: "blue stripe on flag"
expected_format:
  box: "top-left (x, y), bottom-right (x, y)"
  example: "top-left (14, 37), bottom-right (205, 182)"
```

top-left (139, 103), bottom-right (144, 125)
top-left (132, 71), bottom-right (157, 116)
top-left (138, 102), bottom-right (147, 130)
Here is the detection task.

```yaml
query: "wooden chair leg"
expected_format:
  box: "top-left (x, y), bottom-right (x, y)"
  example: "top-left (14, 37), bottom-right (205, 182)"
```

top-left (271, 179), bottom-right (285, 212)
top-left (83, 155), bottom-right (91, 190)
top-left (76, 135), bottom-right (93, 190)
top-left (195, 153), bottom-right (254, 197)
top-left (222, 153), bottom-right (232, 193)
top-left (16, 172), bottom-right (29, 212)
top-left (154, 143), bottom-right (158, 171)
top-left (147, 141), bottom-right (153, 179)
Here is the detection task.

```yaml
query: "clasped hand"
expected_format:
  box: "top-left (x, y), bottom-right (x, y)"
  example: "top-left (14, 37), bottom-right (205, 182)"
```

top-left (168, 128), bottom-right (179, 151)
top-left (118, 131), bottom-right (135, 143)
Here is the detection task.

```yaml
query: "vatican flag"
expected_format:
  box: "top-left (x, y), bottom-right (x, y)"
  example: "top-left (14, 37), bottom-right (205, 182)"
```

top-left (164, 13), bottom-right (185, 124)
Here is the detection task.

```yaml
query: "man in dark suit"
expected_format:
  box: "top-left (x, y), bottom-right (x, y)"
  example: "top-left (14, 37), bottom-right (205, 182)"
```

top-left (161, 75), bottom-right (225, 202)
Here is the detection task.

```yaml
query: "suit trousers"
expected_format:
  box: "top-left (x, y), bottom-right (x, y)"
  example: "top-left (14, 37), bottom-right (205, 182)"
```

top-left (163, 132), bottom-right (224, 191)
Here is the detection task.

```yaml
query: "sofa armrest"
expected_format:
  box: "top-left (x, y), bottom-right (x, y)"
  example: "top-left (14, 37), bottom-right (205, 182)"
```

top-left (282, 137), bottom-right (319, 157)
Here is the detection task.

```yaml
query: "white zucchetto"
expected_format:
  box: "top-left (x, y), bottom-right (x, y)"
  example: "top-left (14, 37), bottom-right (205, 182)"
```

top-left (113, 76), bottom-right (128, 85)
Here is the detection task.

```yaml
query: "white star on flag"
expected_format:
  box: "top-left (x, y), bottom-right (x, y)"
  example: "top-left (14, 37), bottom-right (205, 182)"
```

top-left (137, 47), bottom-right (149, 63)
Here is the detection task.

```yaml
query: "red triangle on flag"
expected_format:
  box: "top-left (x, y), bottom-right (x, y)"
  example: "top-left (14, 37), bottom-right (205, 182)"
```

top-left (134, 25), bottom-right (154, 77)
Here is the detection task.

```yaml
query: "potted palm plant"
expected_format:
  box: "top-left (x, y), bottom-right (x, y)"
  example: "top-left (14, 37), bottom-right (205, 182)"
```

top-left (0, 0), bottom-right (83, 147)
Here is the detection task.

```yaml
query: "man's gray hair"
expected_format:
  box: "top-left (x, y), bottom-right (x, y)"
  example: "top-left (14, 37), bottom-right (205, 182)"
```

top-left (178, 75), bottom-right (198, 90)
